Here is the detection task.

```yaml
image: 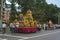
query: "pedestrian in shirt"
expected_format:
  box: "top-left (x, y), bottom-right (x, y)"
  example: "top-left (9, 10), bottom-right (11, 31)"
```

top-left (10, 22), bottom-right (14, 32)
top-left (39, 24), bottom-right (42, 31)
top-left (15, 22), bottom-right (19, 33)
top-left (2, 22), bottom-right (6, 34)
top-left (43, 24), bottom-right (47, 30)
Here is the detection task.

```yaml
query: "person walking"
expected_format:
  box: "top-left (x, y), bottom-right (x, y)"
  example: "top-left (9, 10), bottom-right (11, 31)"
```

top-left (43, 24), bottom-right (47, 30)
top-left (2, 22), bottom-right (6, 34)
top-left (10, 22), bottom-right (14, 32)
top-left (39, 24), bottom-right (42, 31)
top-left (36, 24), bottom-right (39, 31)
top-left (15, 22), bottom-right (19, 33)
top-left (36, 24), bottom-right (41, 31)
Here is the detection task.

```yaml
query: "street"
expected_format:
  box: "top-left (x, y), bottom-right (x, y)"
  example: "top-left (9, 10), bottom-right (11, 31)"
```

top-left (0, 0), bottom-right (60, 40)
top-left (0, 29), bottom-right (60, 40)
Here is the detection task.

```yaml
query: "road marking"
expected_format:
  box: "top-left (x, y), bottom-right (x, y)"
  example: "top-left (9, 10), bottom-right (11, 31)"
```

top-left (0, 34), bottom-right (28, 39)
top-left (25, 31), bottom-right (60, 39)
top-left (18, 31), bottom-right (60, 40)
top-left (0, 38), bottom-right (7, 40)
top-left (2, 39), bottom-right (7, 40)
top-left (18, 39), bottom-right (25, 40)
top-left (0, 31), bottom-right (60, 40)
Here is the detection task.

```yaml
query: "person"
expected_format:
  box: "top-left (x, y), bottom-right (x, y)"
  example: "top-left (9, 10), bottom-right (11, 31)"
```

top-left (2, 22), bottom-right (6, 34)
top-left (36, 24), bottom-right (39, 31)
top-left (36, 24), bottom-right (41, 31)
top-left (14, 22), bottom-right (19, 33)
top-left (39, 24), bottom-right (42, 31)
top-left (43, 24), bottom-right (47, 30)
top-left (10, 22), bottom-right (13, 32)
top-left (48, 20), bottom-right (50, 30)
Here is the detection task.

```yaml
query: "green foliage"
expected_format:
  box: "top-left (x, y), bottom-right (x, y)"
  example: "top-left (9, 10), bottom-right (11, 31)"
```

top-left (10, 0), bottom-right (60, 24)
top-left (10, 0), bottom-right (17, 22)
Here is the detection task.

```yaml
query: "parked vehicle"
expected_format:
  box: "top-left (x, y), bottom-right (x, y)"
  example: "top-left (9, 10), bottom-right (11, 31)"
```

top-left (54, 24), bottom-right (60, 29)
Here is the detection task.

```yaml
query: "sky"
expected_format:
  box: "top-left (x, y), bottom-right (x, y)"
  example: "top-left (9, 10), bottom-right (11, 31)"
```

top-left (6, 0), bottom-right (60, 8)
top-left (46, 0), bottom-right (60, 7)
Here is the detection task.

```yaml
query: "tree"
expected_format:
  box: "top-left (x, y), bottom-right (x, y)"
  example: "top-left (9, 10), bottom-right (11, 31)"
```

top-left (17, 0), bottom-right (35, 14)
top-left (16, 0), bottom-right (60, 23)
top-left (10, 0), bottom-right (17, 22)
top-left (45, 4), bottom-right (59, 23)
top-left (32, 0), bottom-right (47, 23)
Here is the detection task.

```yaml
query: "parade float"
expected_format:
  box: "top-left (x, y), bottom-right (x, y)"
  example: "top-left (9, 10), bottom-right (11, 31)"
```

top-left (13, 10), bottom-right (37, 33)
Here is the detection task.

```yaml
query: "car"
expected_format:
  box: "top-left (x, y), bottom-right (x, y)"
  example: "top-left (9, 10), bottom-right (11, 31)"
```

top-left (54, 24), bottom-right (60, 29)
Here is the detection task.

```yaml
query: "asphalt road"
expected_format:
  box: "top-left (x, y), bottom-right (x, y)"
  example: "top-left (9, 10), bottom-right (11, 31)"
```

top-left (0, 29), bottom-right (60, 40)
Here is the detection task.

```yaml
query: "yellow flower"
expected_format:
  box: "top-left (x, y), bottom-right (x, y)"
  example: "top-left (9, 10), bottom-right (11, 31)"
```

top-left (24, 19), bottom-right (29, 24)
top-left (19, 23), bottom-right (24, 27)
top-left (34, 20), bottom-right (37, 26)
top-left (31, 21), bottom-right (34, 27)
top-left (13, 19), bottom-right (18, 23)
top-left (25, 23), bottom-right (30, 27)
top-left (19, 14), bottom-right (23, 18)
top-left (30, 20), bottom-right (33, 23)
top-left (24, 16), bottom-right (28, 19)
top-left (27, 14), bottom-right (32, 17)
top-left (30, 17), bottom-right (33, 20)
